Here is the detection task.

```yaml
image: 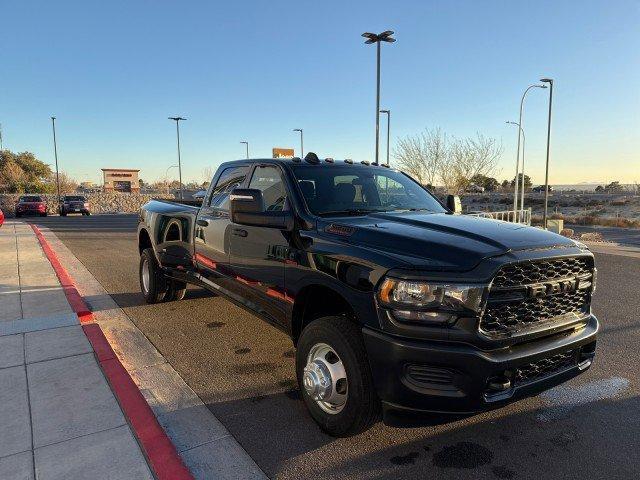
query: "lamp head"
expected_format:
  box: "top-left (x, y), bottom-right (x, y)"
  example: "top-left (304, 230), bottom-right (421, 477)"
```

top-left (540, 78), bottom-right (553, 84)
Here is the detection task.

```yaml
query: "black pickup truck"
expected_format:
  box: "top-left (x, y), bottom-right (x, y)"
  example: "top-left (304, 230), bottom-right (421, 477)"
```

top-left (137, 154), bottom-right (598, 436)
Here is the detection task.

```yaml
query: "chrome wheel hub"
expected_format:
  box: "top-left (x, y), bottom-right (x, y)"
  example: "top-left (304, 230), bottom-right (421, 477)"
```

top-left (141, 258), bottom-right (150, 294)
top-left (303, 343), bottom-right (348, 414)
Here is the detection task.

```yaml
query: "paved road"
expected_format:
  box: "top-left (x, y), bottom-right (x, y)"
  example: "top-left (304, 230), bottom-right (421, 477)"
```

top-left (25, 214), bottom-right (640, 480)
top-left (567, 224), bottom-right (640, 247)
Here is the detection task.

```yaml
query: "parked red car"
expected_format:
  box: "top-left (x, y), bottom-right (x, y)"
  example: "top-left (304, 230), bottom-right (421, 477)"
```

top-left (0, 208), bottom-right (4, 227)
top-left (15, 195), bottom-right (47, 217)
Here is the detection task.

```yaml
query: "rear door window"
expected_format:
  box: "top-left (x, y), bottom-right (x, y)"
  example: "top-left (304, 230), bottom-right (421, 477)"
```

top-left (209, 166), bottom-right (250, 210)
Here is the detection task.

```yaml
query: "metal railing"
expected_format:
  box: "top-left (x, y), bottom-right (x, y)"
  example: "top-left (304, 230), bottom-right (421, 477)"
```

top-left (467, 208), bottom-right (532, 225)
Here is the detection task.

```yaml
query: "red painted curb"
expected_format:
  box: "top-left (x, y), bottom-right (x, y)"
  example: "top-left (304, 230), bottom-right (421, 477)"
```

top-left (31, 225), bottom-right (94, 321)
top-left (30, 224), bottom-right (194, 480)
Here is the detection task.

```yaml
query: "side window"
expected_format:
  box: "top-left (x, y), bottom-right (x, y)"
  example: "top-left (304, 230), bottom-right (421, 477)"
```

top-left (248, 166), bottom-right (288, 211)
top-left (376, 175), bottom-right (406, 205)
top-left (208, 166), bottom-right (249, 210)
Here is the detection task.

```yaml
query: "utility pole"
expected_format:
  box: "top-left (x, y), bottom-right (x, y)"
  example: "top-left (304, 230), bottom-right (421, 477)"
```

top-left (362, 31), bottom-right (395, 165)
top-left (51, 117), bottom-right (61, 202)
top-left (380, 109), bottom-right (391, 166)
top-left (168, 117), bottom-right (186, 200)
top-left (293, 129), bottom-right (303, 157)
top-left (240, 141), bottom-right (249, 159)
top-left (540, 78), bottom-right (554, 229)
top-left (513, 83), bottom-right (547, 212)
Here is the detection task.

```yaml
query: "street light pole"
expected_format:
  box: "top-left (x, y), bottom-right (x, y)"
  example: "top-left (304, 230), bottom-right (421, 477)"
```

top-left (507, 122), bottom-right (525, 222)
top-left (380, 109), bottom-right (391, 166)
top-left (513, 84), bottom-right (547, 213)
top-left (293, 129), bottom-right (303, 157)
top-left (540, 78), bottom-right (554, 229)
top-left (165, 165), bottom-right (179, 194)
top-left (168, 117), bottom-right (186, 200)
top-left (240, 141), bottom-right (249, 159)
top-left (362, 31), bottom-right (395, 165)
top-left (51, 117), bottom-right (61, 202)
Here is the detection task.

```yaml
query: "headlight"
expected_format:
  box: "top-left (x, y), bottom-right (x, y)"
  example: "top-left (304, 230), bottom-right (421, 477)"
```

top-left (378, 278), bottom-right (487, 324)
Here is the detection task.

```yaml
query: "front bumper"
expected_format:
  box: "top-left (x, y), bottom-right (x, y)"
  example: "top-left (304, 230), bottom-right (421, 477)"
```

top-left (61, 206), bottom-right (89, 214)
top-left (362, 314), bottom-right (598, 417)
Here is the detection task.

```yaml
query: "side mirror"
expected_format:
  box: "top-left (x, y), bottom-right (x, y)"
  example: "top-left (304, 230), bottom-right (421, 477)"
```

top-left (230, 188), bottom-right (294, 230)
top-left (446, 194), bottom-right (462, 214)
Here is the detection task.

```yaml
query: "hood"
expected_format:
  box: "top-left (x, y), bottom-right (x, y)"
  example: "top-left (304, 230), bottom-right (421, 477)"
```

top-left (323, 212), bottom-right (576, 271)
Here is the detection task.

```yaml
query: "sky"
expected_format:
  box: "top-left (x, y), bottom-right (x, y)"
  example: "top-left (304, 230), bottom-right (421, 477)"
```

top-left (1, 0), bottom-right (638, 186)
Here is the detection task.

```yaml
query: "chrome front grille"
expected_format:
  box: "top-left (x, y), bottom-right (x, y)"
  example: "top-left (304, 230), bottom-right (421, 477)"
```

top-left (481, 256), bottom-right (594, 338)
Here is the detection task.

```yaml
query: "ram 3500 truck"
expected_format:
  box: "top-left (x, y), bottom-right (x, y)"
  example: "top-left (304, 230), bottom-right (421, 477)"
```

top-left (137, 154), bottom-right (598, 436)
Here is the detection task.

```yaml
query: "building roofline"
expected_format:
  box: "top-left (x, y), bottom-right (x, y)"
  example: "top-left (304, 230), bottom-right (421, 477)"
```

top-left (101, 168), bottom-right (140, 172)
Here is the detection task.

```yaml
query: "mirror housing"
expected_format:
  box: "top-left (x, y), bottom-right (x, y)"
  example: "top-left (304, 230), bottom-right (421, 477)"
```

top-left (230, 188), bottom-right (294, 230)
top-left (446, 194), bottom-right (462, 214)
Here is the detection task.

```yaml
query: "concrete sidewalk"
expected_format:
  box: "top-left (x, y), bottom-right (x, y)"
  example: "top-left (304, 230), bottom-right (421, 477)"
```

top-left (0, 222), bottom-right (154, 480)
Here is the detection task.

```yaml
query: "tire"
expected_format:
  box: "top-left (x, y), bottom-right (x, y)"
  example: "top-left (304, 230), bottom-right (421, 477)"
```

top-left (15, 213), bottom-right (21, 218)
top-left (41, 212), bottom-right (47, 217)
top-left (296, 316), bottom-right (380, 437)
top-left (139, 248), bottom-right (167, 303)
top-left (60, 212), bottom-right (67, 217)
top-left (164, 280), bottom-right (187, 302)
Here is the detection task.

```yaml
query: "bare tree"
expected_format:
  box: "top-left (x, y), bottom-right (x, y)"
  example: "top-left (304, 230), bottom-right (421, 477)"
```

top-left (393, 128), bottom-right (447, 186)
top-left (202, 166), bottom-right (214, 187)
top-left (394, 128), bottom-right (502, 193)
top-left (55, 172), bottom-right (79, 194)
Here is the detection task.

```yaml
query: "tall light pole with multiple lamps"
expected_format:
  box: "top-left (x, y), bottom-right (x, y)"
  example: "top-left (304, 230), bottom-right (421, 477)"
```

top-left (362, 30), bottom-right (395, 165)
top-left (168, 116), bottom-right (186, 200)
top-left (50, 117), bottom-right (61, 203)
top-left (540, 78), bottom-right (554, 229)
top-left (293, 129), bottom-right (303, 157)
top-left (512, 83), bottom-right (546, 213)
top-left (379, 109), bottom-right (391, 166)
top-left (506, 121), bottom-right (525, 222)
top-left (240, 141), bottom-right (249, 159)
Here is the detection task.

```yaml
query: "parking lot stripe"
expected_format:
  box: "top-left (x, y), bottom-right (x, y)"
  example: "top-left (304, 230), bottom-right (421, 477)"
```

top-left (29, 223), bottom-right (194, 480)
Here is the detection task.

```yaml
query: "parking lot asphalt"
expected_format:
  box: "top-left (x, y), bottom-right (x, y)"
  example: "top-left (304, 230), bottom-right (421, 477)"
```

top-left (24, 214), bottom-right (640, 480)
top-left (567, 224), bottom-right (640, 247)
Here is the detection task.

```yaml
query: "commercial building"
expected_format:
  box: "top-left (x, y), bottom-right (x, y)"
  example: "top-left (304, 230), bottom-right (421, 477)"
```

top-left (101, 168), bottom-right (140, 193)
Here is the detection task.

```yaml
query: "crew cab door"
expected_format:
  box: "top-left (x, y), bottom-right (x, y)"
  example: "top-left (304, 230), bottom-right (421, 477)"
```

top-left (194, 165), bottom-right (250, 289)
top-left (229, 164), bottom-right (291, 326)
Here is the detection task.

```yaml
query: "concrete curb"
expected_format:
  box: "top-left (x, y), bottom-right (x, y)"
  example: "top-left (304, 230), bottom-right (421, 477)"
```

top-left (32, 224), bottom-right (268, 480)
top-left (30, 224), bottom-right (194, 480)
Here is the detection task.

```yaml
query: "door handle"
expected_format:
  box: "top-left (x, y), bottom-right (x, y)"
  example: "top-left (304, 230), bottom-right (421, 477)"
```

top-left (197, 219), bottom-right (209, 227)
top-left (232, 228), bottom-right (248, 237)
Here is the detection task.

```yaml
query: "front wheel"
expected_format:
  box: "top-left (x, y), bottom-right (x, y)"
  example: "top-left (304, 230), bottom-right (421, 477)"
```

top-left (296, 316), bottom-right (380, 437)
top-left (139, 248), bottom-right (167, 303)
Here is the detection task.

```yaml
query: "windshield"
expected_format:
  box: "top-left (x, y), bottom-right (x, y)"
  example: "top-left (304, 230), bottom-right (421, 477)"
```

top-left (64, 196), bottom-right (85, 201)
top-left (19, 196), bottom-right (42, 202)
top-left (291, 164), bottom-right (446, 216)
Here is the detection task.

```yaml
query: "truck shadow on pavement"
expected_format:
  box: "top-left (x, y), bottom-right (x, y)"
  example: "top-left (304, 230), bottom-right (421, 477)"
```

top-left (203, 391), bottom-right (638, 480)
